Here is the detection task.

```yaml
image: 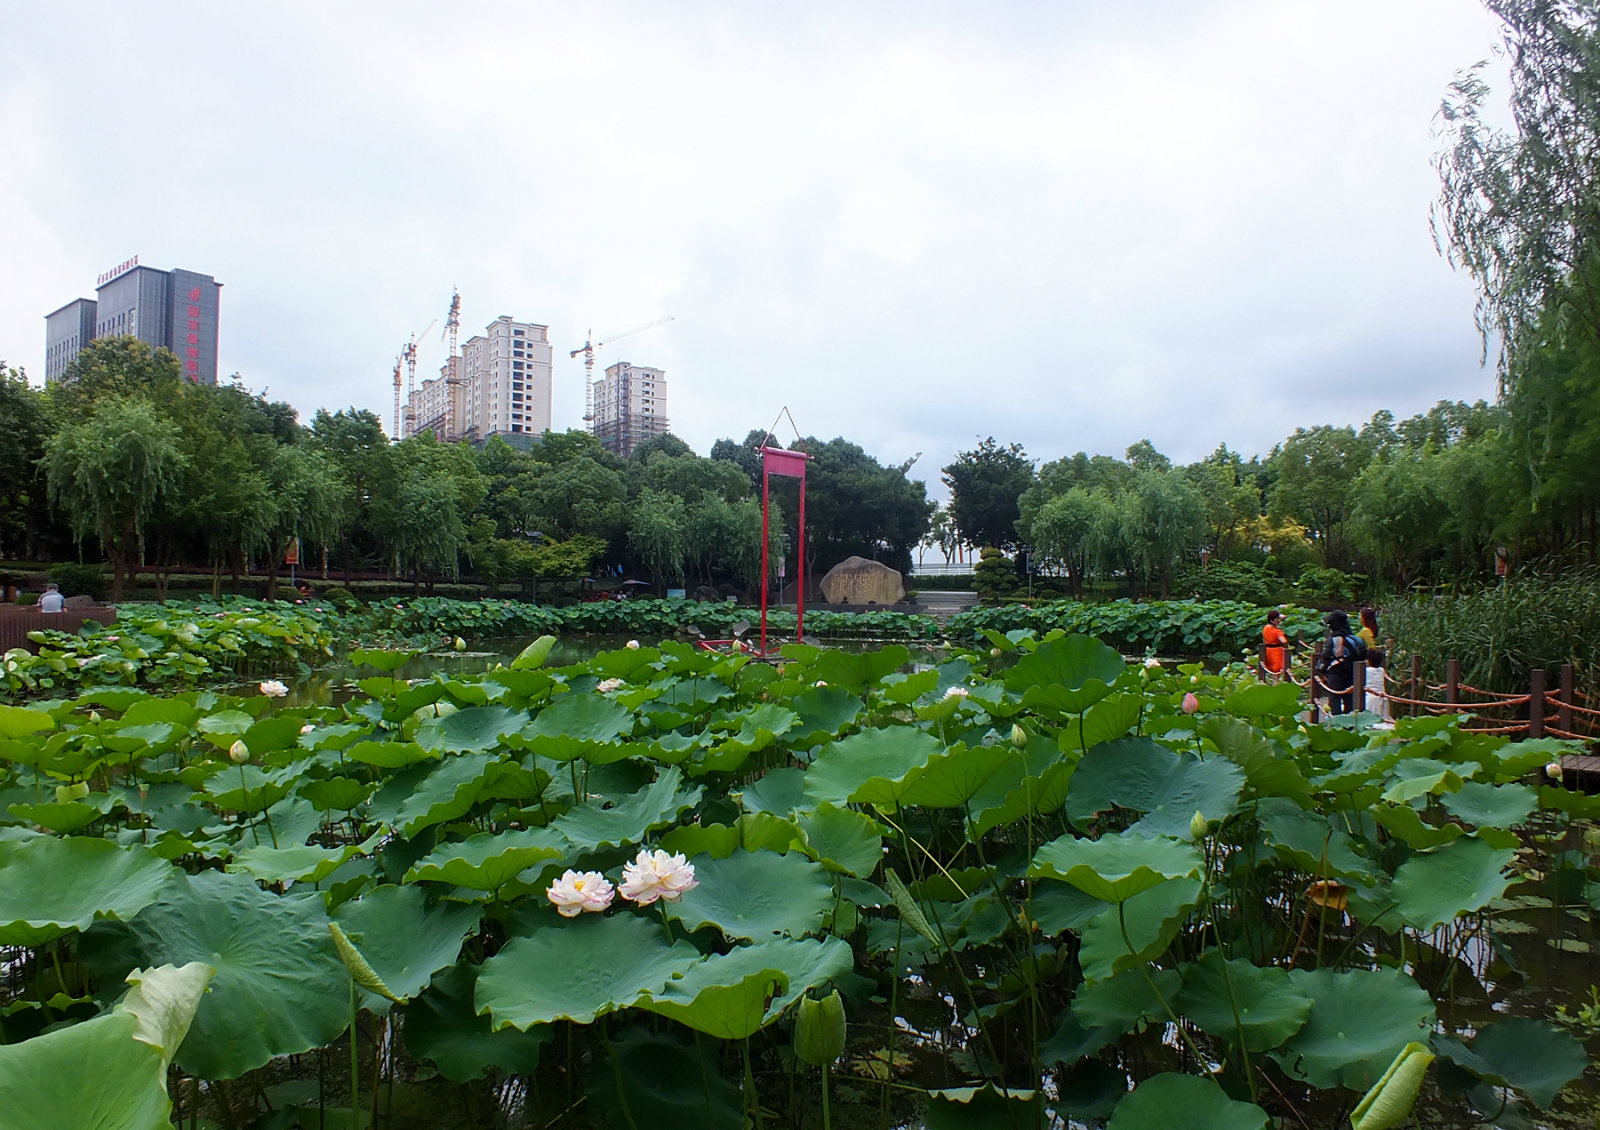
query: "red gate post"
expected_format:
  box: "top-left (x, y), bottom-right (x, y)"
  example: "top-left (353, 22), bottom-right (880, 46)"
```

top-left (1530, 668), bottom-right (1546, 739)
top-left (1560, 664), bottom-right (1574, 734)
top-left (758, 446), bottom-right (812, 655)
top-left (1446, 659), bottom-right (1460, 707)
top-left (1409, 655), bottom-right (1422, 718)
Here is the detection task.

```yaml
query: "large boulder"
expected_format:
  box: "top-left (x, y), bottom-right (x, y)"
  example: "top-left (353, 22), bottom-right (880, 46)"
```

top-left (819, 556), bottom-right (905, 605)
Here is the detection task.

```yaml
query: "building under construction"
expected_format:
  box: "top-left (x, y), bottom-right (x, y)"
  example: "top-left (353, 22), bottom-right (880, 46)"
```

top-left (591, 361), bottom-right (669, 457)
top-left (399, 296), bottom-right (553, 444)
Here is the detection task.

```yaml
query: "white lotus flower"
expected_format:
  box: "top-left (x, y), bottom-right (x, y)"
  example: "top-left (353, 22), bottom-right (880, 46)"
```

top-left (626, 639), bottom-right (641, 650)
top-left (815, 680), bottom-right (828, 687)
top-left (228, 739), bottom-right (250, 764)
top-left (619, 848), bottom-right (698, 906)
top-left (546, 870), bottom-right (616, 917)
top-left (942, 686), bottom-right (970, 700)
top-left (1144, 657), bottom-right (1161, 669)
top-left (300, 724), bottom-right (315, 735)
top-left (596, 677), bottom-right (625, 694)
top-left (259, 679), bottom-right (289, 697)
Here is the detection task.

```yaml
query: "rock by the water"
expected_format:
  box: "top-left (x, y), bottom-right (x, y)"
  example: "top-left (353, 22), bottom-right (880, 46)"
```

top-left (819, 556), bottom-right (905, 605)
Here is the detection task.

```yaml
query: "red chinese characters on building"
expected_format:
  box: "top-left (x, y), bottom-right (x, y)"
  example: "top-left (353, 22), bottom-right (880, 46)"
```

top-left (184, 285), bottom-right (202, 380)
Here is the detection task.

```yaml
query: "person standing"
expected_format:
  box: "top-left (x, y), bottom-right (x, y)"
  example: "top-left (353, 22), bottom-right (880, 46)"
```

top-left (1316, 610), bottom-right (1364, 715)
top-left (1261, 609), bottom-right (1289, 681)
top-left (38, 583), bottom-right (65, 613)
top-left (1357, 607), bottom-right (1379, 651)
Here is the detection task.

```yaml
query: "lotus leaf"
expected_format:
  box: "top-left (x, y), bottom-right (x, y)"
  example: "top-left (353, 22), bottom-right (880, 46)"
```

top-left (966, 737), bottom-right (1074, 836)
top-left (1039, 1012), bottom-right (1118, 1065)
top-left (1004, 634), bottom-right (1124, 712)
top-left (0, 837), bottom-right (175, 946)
top-left (378, 751), bottom-right (511, 835)
top-left (924, 1083), bottom-right (1044, 1129)
top-left (1030, 833), bottom-right (1202, 903)
top-left (349, 648), bottom-right (418, 672)
top-left (85, 869), bottom-right (348, 1079)
top-left (402, 961), bottom-right (551, 1082)
top-left (1077, 876), bottom-right (1202, 981)
top-left (808, 645), bottom-right (911, 693)
top-left (788, 684), bottom-right (864, 741)
top-left (738, 765), bottom-right (807, 817)
top-left (405, 827), bottom-right (567, 893)
top-left (229, 839), bottom-right (376, 885)
top-left (1432, 1017), bottom-right (1588, 1109)
top-left (521, 692), bottom-right (633, 761)
top-left (667, 848), bottom-right (833, 939)
top-left (553, 766), bottom-right (702, 852)
top-left (415, 704), bottom-right (526, 754)
top-left (1065, 737), bottom-right (1245, 837)
top-left (897, 742), bottom-right (1015, 809)
top-left (584, 1026), bottom-right (744, 1130)
top-left (0, 704), bottom-right (56, 740)
top-left (1278, 967), bottom-right (1436, 1090)
top-left (1391, 837), bottom-right (1514, 930)
top-left (1257, 797), bottom-right (1379, 882)
top-left (1073, 966), bottom-right (1182, 1031)
top-left (1442, 780), bottom-right (1538, 830)
top-left (1370, 802), bottom-right (1464, 851)
top-left (640, 936), bottom-right (852, 1038)
top-left (477, 912), bottom-right (701, 1029)
top-left (803, 726), bottom-right (942, 808)
top-left (661, 813), bottom-right (801, 860)
top-left (1106, 1074), bottom-right (1270, 1130)
top-left (1176, 950), bottom-right (1313, 1051)
top-left (1198, 715), bottom-right (1312, 801)
top-left (798, 803), bottom-right (884, 876)
top-left (0, 962), bottom-right (213, 1130)
top-left (332, 884), bottom-right (481, 1013)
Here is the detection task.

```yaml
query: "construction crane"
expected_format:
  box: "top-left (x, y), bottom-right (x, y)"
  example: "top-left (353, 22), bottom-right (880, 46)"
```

top-left (400, 317), bottom-right (438, 439)
top-left (442, 289), bottom-right (462, 440)
top-left (571, 317), bottom-right (674, 429)
top-left (390, 356), bottom-right (404, 442)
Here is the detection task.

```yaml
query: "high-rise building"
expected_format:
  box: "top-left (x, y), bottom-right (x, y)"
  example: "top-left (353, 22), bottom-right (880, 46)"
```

top-left (592, 361), bottom-right (668, 457)
top-left (44, 258), bottom-right (222, 383)
top-left (403, 315), bottom-right (552, 443)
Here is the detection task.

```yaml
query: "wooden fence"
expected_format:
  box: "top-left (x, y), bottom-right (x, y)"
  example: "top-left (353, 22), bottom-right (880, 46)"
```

top-left (0, 606), bottom-right (118, 655)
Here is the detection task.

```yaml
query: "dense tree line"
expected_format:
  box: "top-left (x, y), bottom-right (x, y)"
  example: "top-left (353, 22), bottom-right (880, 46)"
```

top-left (0, 339), bottom-right (935, 600)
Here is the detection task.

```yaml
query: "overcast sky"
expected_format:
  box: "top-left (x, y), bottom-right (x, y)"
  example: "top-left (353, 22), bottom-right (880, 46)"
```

top-left (0, 2), bottom-right (1507, 493)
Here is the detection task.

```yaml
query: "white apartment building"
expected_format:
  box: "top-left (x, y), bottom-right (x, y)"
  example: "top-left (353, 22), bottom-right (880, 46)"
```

top-left (592, 361), bottom-right (668, 457)
top-left (402, 315), bottom-right (552, 443)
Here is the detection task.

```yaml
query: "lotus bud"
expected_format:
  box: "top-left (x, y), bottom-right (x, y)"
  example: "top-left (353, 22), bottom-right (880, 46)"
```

top-left (228, 739), bottom-right (249, 764)
top-left (1546, 761), bottom-right (1564, 782)
top-left (794, 989), bottom-right (847, 1066)
top-left (1010, 723), bottom-right (1028, 748)
top-left (1182, 692), bottom-right (1199, 714)
top-left (453, 636), bottom-right (467, 652)
top-left (626, 639), bottom-right (640, 650)
top-left (990, 647), bottom-right (1002, 657)
top-left (89, 710), bottom-right (102, 724)
top-left (1190, 675), bottom-right (1199, 684)
top-left (1190, 810), bottom-right (1209, 840)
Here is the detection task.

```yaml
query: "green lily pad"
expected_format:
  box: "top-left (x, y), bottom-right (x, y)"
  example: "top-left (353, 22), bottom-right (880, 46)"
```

top-left (0, 704), bottom-right (57, 740)
top-left (925, 1083), bottom-right (1044, 1129)
top-left (332, 884), bottom-right (482, 1013)
top-left (803, 726), bottom-right (942, 808)
top-left (897, 743), bottom-right (1015, 808)
top-left (585, 1026), bottom-right (743, 1130)
top-left (405, 828), bottom-right (567, 893)
top-left (1278, 966), bottom-right (1436, 1090)
top-left (667, 849), bottom-right (833, 940)
top-left (1065, 737), bottom-right (1245, 838)
top-left (1077, 876), bottom-right (1202, 981)
top-left (788, 684), bottom-right (864, 742)
top-left (0, 837), bottom-right (175, 946)
top-left (477, 912), bottom-right (701, 1029)
top-left (1030, 833), bottom-right (1202, 903)
top-left (1004, 634), bottom-right (1124, 713)
top-left (1107, 1074), bottom-right (1270, 1130)
top-left (82, 869), bottom-right (348, 1079)
top-left (1432, 1017), bottom-right (1588, 1109)
top-left (1391, 837), bottom-right (1514, 931)
top-left (416, 705), bottom-right (525, 754)
top-left (1199, 715), bottom-right (1312, 802)
top-left (402, 961), bottom-right (551, 1082)
top-left (639, 936), bottom-right (853, 1039)
top-left (808, 646), bottom-right (911, 694)
top-left (798, 804), bottom-right (884, 877)
top-left (553, 767), bottom-right (702, 852)
top-left (1073, 966), bottom-right (1182, 1031)
top-left (522, 693), bottom-right (634, 762)
top-left (1441, 781), bottom-right (1538, 831)
top-left (1177, 950), bottom-right (1313, 1051)
top-left (349, 648), bottom-right (418, 673)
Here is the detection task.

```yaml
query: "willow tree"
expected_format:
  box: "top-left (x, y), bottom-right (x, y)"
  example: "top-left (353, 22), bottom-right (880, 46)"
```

top-left (44, 399), bottom-right (188, 601)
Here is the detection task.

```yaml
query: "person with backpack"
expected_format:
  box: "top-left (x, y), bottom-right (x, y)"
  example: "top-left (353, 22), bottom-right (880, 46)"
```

top-left (1315, 609), bottom-right (1366, 715)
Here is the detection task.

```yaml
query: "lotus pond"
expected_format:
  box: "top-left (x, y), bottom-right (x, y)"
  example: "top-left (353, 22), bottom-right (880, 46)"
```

top-left (0, 630), bottom-right (1595, 1129)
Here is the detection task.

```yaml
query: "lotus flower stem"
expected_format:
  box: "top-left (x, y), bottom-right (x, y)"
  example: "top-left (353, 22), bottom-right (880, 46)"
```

top-left (349, 977), bottom-right (360, 1122)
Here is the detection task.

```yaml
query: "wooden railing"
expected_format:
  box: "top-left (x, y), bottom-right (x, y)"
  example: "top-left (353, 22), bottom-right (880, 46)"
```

top-left (0, 606), bottom-right (118, 655)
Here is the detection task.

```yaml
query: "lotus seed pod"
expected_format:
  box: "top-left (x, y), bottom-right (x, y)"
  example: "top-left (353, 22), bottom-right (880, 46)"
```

top-left (228, 739), bottom-right (249, 764)
top-left (794, 989), bottom-right (847, 1066)
top-left (1010, 723), bottom-right (1028, 748)
top-left (1190, 810), bottom-right (1209, 840)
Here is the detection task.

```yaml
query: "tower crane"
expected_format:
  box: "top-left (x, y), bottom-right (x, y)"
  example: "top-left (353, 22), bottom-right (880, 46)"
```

top-left (391, 356), bottom-right (404, 442)
top-left (401, 317), bottom-right (438, 438)
top-left (571, 317), bottom-right (674, 430)
top-left (442, 289), bottom-right (462, 440)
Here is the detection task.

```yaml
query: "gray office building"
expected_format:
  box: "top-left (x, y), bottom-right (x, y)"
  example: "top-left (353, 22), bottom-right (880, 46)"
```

top-left (45, 259), bottom-right (222, 384)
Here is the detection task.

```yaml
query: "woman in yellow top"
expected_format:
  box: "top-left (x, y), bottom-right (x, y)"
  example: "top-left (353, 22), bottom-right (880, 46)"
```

top-left (1357, 607), bottom-right (1379, 651)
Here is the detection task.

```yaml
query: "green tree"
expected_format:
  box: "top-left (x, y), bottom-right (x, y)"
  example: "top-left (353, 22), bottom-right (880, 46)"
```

top-left (0, 366), bottom-right (57, 560)
top-left (1266, 424), bottom-right (1379, 569)
top-left (44, 399), bottom-right (188, 601)
top-left (941, 438), bottom-right (1035, 553)
top-left (1120, 469), bottom-right (1206, 598)
top-left (628, 487), bottom-right (688, 590)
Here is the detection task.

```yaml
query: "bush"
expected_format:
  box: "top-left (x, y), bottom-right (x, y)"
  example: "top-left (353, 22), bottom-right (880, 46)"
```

top-left (49, 562), bottom-right (109, 602)
top-left (972, 548), bottom-right (1015, 601)
top-left (1170, 561), bottom-right (1280, 606)
top-left (319, 585), bottom-right (361, 610)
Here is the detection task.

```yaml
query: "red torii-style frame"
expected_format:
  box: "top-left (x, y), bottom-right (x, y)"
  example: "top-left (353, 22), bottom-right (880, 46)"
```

top-left (759, 444), bottom-right (812, 655)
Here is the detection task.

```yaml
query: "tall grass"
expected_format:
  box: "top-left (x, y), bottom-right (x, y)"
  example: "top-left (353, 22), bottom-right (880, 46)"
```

top-left (1381, 567), bottom-right (1600, 698)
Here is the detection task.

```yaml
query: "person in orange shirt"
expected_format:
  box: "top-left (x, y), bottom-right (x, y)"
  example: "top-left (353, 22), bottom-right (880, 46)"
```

top-left (1261, 609), bottom-right (1289, 681)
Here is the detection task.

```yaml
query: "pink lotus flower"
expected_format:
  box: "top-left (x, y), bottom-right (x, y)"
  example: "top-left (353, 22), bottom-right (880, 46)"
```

top-left (546, 870), bottom-right (616, 917)
top-left (619, 848), bottom-right (698, 906)
top-left (1182, 692), bottom-right (1200, 714)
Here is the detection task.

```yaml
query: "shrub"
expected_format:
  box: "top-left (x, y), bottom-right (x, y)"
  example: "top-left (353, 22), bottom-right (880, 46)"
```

top-left (1170, 561), bottom-right (1280, 605)
top-left (319, 585), bottom-right (360, 610)
top-left (972, 548), bottom-right (1015, 601)
top-left (49, 562), bottom-right (109, 602)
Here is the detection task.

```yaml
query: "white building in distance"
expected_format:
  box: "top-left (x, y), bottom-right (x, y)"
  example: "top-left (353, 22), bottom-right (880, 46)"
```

top-left (592, 361), bottom-right (668, 457)
top-left (404, 315), bottom-right (552, 443)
